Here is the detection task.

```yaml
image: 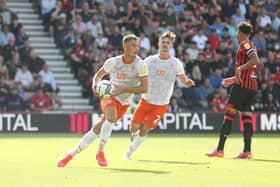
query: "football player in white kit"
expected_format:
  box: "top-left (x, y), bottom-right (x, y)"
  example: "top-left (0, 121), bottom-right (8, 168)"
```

top-left (123, 31), bottom-right (195, 160)
top-left (57, 34), bottom-right (148, 167)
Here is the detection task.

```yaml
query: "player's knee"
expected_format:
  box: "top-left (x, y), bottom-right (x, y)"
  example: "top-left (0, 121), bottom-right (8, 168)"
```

top-left (131, 124), bottom-right (140, 133)
top-left (139, 125), bottom-right (150, 137)
top-left (105, 116), bottom-right (118, 123)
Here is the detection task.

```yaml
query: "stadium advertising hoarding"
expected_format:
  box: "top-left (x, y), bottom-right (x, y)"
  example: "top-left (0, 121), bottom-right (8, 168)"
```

top-left (0, 113), bottom-right (279, 133)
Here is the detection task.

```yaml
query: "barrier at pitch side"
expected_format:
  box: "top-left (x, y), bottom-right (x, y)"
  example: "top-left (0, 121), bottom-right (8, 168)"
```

top-left (0, 112), bottom-right (279, 133)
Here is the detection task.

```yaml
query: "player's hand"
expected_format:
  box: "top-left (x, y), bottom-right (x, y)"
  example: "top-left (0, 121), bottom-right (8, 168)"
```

top-left (222, 77), bottom-right (236, 88)
top-left (111, 85), bottom-right (125, 96)
top-left (235, 67), bottom-right (242, 84)
top-left (185, 79), bottom-right (195, 88)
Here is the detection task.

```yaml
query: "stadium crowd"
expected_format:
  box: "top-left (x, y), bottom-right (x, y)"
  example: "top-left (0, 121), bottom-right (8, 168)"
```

top-left (0, 0), bottom-right (279, 113)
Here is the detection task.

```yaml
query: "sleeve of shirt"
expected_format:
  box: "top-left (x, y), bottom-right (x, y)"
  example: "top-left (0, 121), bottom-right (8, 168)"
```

top-left (241, 41), bottom-right (255, 55)
top-left (176, 60), bottom-right (185, 75)
top-left (102, 58), bottom-right (114, 73)
top-left (137, 59), bottom-right (148, 78)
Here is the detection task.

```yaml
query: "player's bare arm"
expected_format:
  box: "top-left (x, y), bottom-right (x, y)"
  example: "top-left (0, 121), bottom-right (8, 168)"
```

top-left (92, 68), bottom-right (108, 97)
top-left (111, 76), bottom-right (148, 96)
top-left (235, 51), bottom-right (260, 83)
top-left (177, 74), bottom-right (195, 88)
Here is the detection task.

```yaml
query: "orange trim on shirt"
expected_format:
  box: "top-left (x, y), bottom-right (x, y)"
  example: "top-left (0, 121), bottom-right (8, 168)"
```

top-left (122, 56), bottom-right (133, 64)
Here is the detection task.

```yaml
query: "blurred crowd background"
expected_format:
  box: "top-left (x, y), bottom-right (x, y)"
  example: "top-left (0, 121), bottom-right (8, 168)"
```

top-left (0, 0), bottom-right (279, 113)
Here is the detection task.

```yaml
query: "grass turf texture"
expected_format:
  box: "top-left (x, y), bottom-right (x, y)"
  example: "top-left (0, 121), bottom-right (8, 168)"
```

top-left (0, 133), bottom-right (279, 187)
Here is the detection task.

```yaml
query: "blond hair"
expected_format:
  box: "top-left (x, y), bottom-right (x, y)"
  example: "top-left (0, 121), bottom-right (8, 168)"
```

top-left (122, 34), bottom-right (139, 44)
top-left (159, 31), bottom-right (176, 43)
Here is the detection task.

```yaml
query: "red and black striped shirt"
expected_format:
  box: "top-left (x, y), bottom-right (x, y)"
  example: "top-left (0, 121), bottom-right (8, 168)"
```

top-left (235, 40), bottom-right (258, 90)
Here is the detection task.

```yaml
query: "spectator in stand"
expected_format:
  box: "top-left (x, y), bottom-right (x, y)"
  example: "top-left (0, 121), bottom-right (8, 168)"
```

top-left (212, 88), bottom-right (227, 112)
top-left (95, 31), bottom-right (108, 48)
top-left (41, 0), bottom-right (56, 29)
top-left (2, 35), bottom-right (17, 63)
top-left (201, 41), bottom-right (217, 63)
top-left (0, 24), bottom-right (14, 46)
top-left (221, 0), bottom-right (238, 19)
top-left (6, 86), bottom-right (25, 111)
top-left (257, 6), bottom-right (272, 29)
top-left (72, 14), bottom-right (87, 36)
top-left (63, 26), bottom-right (76, 56)
top-left (15, 25), bottom-right (29, 49)
top-left (39, 63), bottom-right (58, 93)
top-left (220, 27), bottom-right (234, 51)
top-left (209, 68), bottom-right (222, 88)
top-left (232, 7), bottom-right (245, 28)
top-left (0, 76), bottom-right (9, 111)
top-left (18, 40), bottom-right (32, 63)
top-left (50, 92), bottom-right (62, 110)
top-left (86, 14), bottom-right (103, 38)
top-left (168, 96), bottom-right (182, 113)
top-left (139, 32), bottom-right (151, 53)
top-left (53, 13), bottom-right (68, 48)
top-left (0, 55), bottom-right (7, 78)
top-left (191, 65), bottom-right (203, 86)
top-left (253, 90), bottom-right (266, 111)
top-left (211, 17), bottom-right (224, 38)
top-left (208, 28), bottom-right (220, 51)
top-left (192, 28), bottom-right (208, 50)
top-left (9, 15), bottom-right (22, 35)
top-left (30, 87), bottom-right (51, 112)
top-left (70, 37), bottom-right (87, 75)
top-left (251, 30), bottom-right (267, 56)
top-left (0, 0), bottom-right (14, 25)
top-left (272, 11), bottom-right (280, 32)
top-left (109, 26), bottom-right (122, 50)
top-left (14, 63), bottom-right (33, 90)
top-left (196, 78), bottom-right (214, 109)
top-left (75, 2), bottom-right (95, 23)
top-left (185, 41), bottom-right (199, 61)
top-left (266, 93), bottom-right (277, 111)
top-left (28, 49), bottom-right (45, 74)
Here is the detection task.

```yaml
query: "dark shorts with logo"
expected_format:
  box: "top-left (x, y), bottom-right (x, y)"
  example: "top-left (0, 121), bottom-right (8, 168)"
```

top-left (227, 84), bottom-right (257, 112)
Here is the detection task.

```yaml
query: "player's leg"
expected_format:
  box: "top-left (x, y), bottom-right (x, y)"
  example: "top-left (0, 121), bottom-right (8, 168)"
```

top-left (233, 112), bottom-right (253, 159)
top-left (96, 105), bottom-right (117, 166)
top-left (124, 103), bottom-right (167, 160)
top-left (233, 89), bottom-right (256, 159)
top-left (129, 99), bottom-right (148, 141)
top-left (57, 116), bottom-right (105, 167)
top-left (206, 85), bottom-right (243, 157)
top-left (96, 98), bottom-right (129, 166)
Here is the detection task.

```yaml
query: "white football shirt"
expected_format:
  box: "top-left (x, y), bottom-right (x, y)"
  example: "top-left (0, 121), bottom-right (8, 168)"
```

top-left (103, 55), bottom-right (148, 105)
top-left (142, 54), bottom-right (185, 105)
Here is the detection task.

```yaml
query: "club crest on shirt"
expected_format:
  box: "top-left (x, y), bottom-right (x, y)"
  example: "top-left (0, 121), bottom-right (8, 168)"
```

top-left (244, 43), bottom-right (251, 49)
top-left (141, 66), bottom-right (148, 74)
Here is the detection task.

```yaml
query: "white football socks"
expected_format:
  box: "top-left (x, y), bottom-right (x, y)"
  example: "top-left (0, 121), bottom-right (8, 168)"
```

top-left (98, 120), bottom-right (114, 152)
top-left (69, 130), bottom-right (97, 156)
top-left (124, 135), bottom-right (146, 160)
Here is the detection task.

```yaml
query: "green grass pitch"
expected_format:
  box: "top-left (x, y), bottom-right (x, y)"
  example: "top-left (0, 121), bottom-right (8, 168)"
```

top-left (0, 133), bottom-right (279, 187)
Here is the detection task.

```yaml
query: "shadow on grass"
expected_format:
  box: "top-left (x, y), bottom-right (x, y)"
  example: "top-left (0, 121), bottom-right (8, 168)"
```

top-left (102, 167), bottom-right (170, 174)
top-left (250, 159), bottom-right (280, 163)
top-left (137, 159), bottom-right (211, 166)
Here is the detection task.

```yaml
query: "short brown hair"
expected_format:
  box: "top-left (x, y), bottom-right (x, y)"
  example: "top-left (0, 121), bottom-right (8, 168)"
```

top-left (122, 34), bottom-right (139, 44)
top-left (238, 22), bottom-right (253, 35)
top-left (159, 31), bottom-right (176, 43)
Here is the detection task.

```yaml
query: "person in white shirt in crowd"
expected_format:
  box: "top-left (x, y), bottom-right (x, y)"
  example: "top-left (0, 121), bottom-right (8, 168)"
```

top-left (41, 0), bottom-right (56, 16)
top-left (139, 32), bottom-right (151, 52)
top-left (0, 24), bottom-right (14, 46)
top-left (0, 0), bottom-right (13, 25)
top-left (86, 15), bottom-right (103, 38)
top-left (39, 64), bottom-right (58, 93)
top-left (191, 28), bottom-right (208, 50)
top-left (14, 64), bottom-right (33, 90)
top-left (257, 6), bottom-right (272, 28)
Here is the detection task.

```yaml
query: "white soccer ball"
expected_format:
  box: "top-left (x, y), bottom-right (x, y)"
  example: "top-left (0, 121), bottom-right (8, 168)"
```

top-left (96, 80), bottom-right (114, 99)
